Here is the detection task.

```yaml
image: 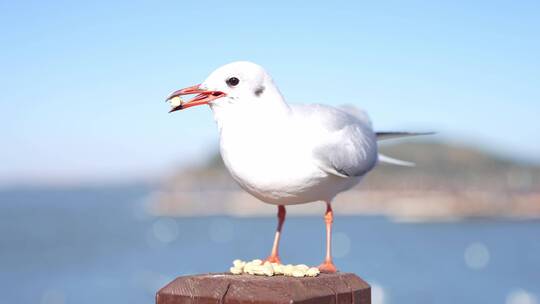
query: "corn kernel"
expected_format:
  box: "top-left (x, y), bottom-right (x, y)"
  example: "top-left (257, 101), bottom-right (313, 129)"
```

top-left (251, 259), bottom-right (263, 266)
top-left (292, 269), bottom-right (306, 277)
top-left (306, 267), bottom-right (320, 277)
top-left (169, 96), bottom-right (183, 108)
top-left (263, 264), bottom-right (274, 276)
top-left (283, 264), bottom-right (295, 276)
top-left (272, 263), bottom-right (284, 275)
top-left (230, 266), bottom-right (243, 275)
top-left (233, 259), bottom-right (246, 268)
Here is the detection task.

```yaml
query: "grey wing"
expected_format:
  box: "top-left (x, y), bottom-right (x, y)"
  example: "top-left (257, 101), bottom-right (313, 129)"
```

top-left (292, 104), bottom-right (378, 178)
top-left (338, 104), bottom-right (372, 127)
top-left (314, 123), bottom-right (378, 178)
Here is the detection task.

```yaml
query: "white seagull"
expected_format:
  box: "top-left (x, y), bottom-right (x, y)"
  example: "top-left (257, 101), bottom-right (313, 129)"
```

top-left (166, 61), bottom-right (430, 273)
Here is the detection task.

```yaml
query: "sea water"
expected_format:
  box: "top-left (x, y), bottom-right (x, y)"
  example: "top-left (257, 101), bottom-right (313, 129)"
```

top-left (1, 187), bottom-right (539, 304)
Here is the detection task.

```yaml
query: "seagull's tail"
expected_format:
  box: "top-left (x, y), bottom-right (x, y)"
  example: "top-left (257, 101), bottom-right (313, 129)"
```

top-left (375, 131), bottom-right (435, 167)
top-left (378, 154), bottom-right (415, 167)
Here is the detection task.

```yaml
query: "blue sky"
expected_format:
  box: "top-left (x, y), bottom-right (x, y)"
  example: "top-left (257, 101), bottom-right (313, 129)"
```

top-left (1, 0), bottom-right (539, 186)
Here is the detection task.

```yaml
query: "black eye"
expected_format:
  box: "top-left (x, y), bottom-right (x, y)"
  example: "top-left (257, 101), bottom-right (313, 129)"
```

top-left (226, 77), bottom-right (240, 87)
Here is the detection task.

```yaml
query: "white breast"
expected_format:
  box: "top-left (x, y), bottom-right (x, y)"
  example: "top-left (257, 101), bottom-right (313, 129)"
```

top-left (216, 104), bottom-right (360, 205)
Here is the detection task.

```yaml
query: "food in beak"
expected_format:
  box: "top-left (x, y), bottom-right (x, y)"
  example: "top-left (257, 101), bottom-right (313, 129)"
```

top-left (168, 96), bottom-right (184, 109)
top-left (166, 86), bottom-right (227, 113)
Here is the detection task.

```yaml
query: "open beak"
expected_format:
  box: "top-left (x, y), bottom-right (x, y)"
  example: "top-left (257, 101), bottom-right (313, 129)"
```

top-left (166, 84), bottom-right (226, 113)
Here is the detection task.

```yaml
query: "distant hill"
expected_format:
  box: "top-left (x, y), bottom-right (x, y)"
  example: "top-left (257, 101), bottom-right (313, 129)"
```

top-left (165, 140), bottom-right (540, 192)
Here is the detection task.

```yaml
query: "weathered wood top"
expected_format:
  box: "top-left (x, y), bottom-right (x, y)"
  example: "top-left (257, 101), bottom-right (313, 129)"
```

top-left (156, 272), bottom-right (370, 304)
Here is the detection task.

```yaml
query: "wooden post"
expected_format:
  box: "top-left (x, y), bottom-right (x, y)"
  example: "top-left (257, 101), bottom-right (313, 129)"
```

top-left (156, 272), bottom-right (370, 304)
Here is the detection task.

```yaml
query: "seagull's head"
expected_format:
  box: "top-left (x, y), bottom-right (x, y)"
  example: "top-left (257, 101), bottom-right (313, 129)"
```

top-left (166, 61), bottom-right (280, 113)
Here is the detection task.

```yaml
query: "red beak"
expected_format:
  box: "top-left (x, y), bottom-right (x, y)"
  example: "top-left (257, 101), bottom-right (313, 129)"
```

top-left (166, 84), bottom-right (226, 113)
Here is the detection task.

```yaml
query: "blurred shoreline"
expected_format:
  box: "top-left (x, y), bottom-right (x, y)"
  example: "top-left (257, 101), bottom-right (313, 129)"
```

top-left (150, 189), bottom-right (540, 222)
top-left (150, 141), bottom-right (540, 222)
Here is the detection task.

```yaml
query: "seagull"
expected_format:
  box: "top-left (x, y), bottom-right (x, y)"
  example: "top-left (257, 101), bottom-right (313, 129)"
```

top-left (166, 61), bottom-right (431, 273)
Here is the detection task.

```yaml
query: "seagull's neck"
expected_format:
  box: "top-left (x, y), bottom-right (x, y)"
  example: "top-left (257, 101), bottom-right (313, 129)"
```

top-left (210, 87), bottom-right (291, 132)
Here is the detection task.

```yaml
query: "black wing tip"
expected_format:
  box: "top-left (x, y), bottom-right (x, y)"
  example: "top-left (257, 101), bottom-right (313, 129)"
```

top-left (376, 131), bottom-right (436, 136)
top-left (375, 131), bottom-right (436, 141)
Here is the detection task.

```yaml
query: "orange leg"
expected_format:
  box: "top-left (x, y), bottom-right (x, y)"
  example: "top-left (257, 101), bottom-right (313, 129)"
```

top-left (319, 202), bottom-right (338, 273)
top-left (265, 205), bottom-right (286, 264)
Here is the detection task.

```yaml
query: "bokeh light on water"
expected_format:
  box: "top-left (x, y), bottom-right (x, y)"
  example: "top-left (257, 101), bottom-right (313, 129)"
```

top-left (464, 242), bottom-right (490, 270)
top-left (506, 289), bottom-right (538, 304)
top-left (371, 283), bottom-right (386, 304)
top-left (333, 232), bottom-right (352, 258)
top-left (151, 218), bottom-right (179, 244)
